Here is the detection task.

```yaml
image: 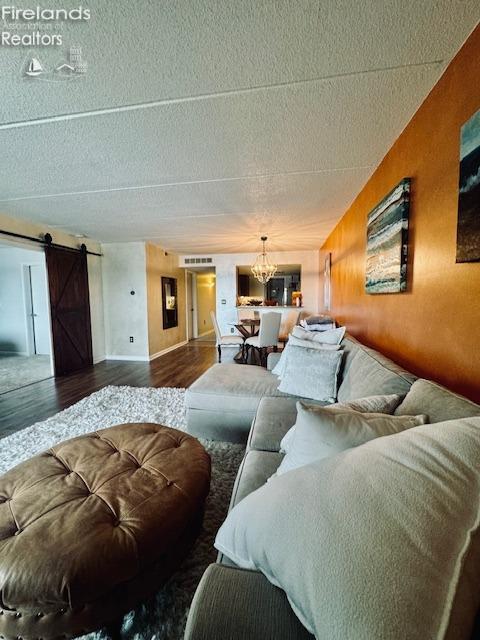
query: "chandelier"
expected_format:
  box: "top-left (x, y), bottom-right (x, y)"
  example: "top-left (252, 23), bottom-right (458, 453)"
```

top-left (251, 236), bottom-right (277, 284)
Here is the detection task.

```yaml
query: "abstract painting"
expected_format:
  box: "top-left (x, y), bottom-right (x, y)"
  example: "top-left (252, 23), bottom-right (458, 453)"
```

top-left (457, 108), bottom-right (480, 263)
top-left (365, 178), bottom-right (410, 294)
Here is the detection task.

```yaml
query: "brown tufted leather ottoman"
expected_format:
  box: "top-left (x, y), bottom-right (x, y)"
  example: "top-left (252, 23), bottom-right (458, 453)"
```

top-left (0, 423), bottom-right (211, 640)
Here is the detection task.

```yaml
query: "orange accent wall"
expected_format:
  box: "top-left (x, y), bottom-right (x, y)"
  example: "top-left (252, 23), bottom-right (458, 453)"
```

top-left (322, 24), bottom-right (480, 403)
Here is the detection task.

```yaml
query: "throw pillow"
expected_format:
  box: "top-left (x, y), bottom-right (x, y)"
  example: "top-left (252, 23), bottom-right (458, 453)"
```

top-left (300, 319), bottom-right (336, 331)
top-left (271, 336), bottom-right (341, 379)
top-left (302, 314), bottom-right (334, 326)
top-left (288, 334), bottom-right (341, 351)
top-left (277, 402), bottom-right (427, 475)
top-left (277, 346), bottom-right (343, 402)
top-left (215, 417), bottom-right (480, 639)
top-left (280, 393), bottom-right (404, 453)
top-left (293, 325), bottom-right (346, 344)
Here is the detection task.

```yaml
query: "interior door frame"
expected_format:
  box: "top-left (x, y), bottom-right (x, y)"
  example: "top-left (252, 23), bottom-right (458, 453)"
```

top-left (22, 262), bottom-right (54, 359)
top-left (0, 237), bottom-right (55, 376)
top-left (22, 264), bottom-right (36, 356)
top-left (185, 270), bottom-right (199, 339)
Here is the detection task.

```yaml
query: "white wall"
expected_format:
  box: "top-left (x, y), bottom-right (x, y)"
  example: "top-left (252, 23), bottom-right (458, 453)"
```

top-left (0, 212), bottom-right (106, 364)
top-left (180, 250), bottom-right (320, 335)
top-left (0, 246), bottom-right (48, 354)
top-left (101, 242), bottom-right (149, 360)
top-left (87, 254), bottom-right (106, 364)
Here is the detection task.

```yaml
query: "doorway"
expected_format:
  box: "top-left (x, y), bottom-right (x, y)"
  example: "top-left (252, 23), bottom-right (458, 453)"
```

top-left (0, 243), bottom-right (53, 394)
top-left (186, 271), bottom-right (197, 340)
top-left (24, 264), bottom-right (51, 355)
top-left (185, 268), bottom-right (216, 341)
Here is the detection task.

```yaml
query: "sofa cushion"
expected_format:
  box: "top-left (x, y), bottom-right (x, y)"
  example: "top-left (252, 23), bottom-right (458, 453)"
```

top-left (250, 393), bottom-right (403, 456)
top-left (186, 408), bottom-right (253, 444)
top-left (267, 351), bottom-right (282, 371)
top-left (275, 403), bottom-right (427, 476)
top-left (215, 417), bottom-right (480, 639)
top-left (184, 564), bottom-right (313, 640)
top-left (337, 343), bottom-right (415, 402)
top-left (395, 379), bottom-right (480, 423)
top-left (335, 336), bottom-right (359, 382)
top-left (228, 450), bottom-right (283, 511)
top-left (219, 449), bottom-right (283, 567)
top-left (280, 393), bottom-right (404, 454)
top-left (248, 397), bottom-right (316, 452)
top-left (186, 363), bottom-right (287, 414)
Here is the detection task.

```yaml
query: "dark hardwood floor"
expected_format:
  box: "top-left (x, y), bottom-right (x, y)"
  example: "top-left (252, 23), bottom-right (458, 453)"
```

top-left (0, 342), bottom-right (220, 439)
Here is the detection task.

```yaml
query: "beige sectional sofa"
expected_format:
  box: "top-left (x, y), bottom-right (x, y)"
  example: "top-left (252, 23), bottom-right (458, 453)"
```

top-left (184, 335), bottom-right (480, 640)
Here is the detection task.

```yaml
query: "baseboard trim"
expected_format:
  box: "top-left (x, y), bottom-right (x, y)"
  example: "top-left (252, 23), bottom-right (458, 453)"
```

top-left (93, 356), bottom-right (106, 365)
top-left (105, 340), bottom-right (188, 363)
top-left (149, 340), bottom-right (189, 361)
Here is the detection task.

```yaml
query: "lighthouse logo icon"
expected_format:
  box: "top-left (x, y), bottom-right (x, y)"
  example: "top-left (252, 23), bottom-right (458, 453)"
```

top-left (55, 46), bottom-right (88, 75)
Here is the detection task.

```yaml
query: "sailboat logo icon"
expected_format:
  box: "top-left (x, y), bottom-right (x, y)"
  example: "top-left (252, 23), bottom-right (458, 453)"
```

top-left (21, 48), bottom-right (87, 82)
top-left (25, 58), bottom-right (44, 77)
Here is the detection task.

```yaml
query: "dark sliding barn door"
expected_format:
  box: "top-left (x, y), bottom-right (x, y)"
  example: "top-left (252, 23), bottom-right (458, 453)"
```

top-left (45, 245), bottom-right (93, 376)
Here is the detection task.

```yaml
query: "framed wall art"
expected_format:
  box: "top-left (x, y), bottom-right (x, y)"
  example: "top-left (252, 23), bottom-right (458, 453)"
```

top-left (456, 107), bottom-right (480, 263)
top-left (162, 276), bottom-right (178, 329)
top-left (365, 178), bottom-right (410, 294)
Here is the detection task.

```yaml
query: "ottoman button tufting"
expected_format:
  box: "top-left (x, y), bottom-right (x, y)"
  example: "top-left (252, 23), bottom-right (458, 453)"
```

top-left (0, 422), bottom-right (211, 640)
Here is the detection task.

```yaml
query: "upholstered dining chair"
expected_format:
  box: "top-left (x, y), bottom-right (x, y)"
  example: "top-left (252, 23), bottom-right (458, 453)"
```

top-left (245, 312), bottom-right (282, 367)
top-left (278, 309), bottom-right (301, 345)
top-left (211, 311), bottom-right (245, 362)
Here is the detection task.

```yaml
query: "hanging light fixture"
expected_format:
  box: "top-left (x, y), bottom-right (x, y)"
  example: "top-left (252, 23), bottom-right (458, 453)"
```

top-left (251, 236), bottom-right (277, 284)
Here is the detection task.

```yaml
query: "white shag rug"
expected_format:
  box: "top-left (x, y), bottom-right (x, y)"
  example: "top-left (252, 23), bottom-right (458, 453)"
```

top-left (0, 385), bottom-right (245, 640)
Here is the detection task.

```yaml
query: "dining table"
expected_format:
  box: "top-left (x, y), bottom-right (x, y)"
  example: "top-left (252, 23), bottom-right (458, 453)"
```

top-left (229, 318), bottom-right (260, 363)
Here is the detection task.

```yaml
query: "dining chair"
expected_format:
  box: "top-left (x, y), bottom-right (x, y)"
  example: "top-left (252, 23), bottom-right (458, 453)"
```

top-left (244, 312), bottom-right (282, 367)
top-left (211, 311), bottom-right (244, 362)
top-left (278, 309), bottom-right (301, 345)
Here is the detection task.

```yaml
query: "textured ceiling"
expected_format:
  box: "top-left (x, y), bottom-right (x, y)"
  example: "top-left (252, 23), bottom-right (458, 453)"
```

top-left (0, 1), bottom-right (478, 253)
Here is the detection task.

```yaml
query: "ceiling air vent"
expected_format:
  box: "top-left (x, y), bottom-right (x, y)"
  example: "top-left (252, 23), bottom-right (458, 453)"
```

top-left (184, 257), bottom-right (213, 264)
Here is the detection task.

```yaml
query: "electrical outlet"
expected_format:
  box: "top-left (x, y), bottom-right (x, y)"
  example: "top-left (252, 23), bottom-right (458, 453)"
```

top-left (231, 328), bottom-right (234, 333)
top-left (129, 336), bottom-right (134, 343)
